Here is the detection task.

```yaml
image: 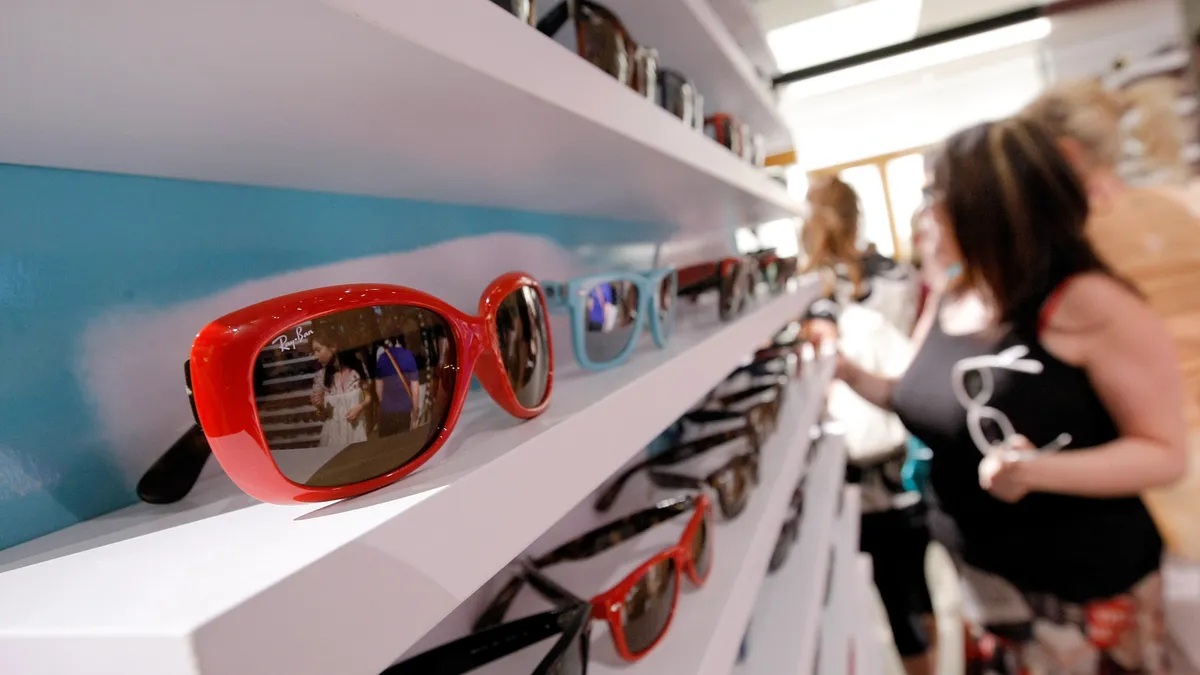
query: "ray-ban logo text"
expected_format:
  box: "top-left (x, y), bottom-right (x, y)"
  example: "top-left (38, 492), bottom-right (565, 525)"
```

top-left (273, 327), bottom-right (314, 352)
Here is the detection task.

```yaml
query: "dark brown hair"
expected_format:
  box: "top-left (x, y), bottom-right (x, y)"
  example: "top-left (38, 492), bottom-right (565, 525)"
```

top-left (929, 117), bottom-right (1114, 327)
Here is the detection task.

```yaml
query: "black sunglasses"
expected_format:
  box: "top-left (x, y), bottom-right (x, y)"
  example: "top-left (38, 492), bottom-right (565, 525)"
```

top-left (382, 561), bottom-right (589, 674)
top-left (768, 482), bottom-right (807, 574)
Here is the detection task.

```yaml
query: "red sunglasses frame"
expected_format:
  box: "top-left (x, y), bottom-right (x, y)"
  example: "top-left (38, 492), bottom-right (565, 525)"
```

top-left (588, 494), bottom-right (713, 661)
top-left (188, 272), bottom-right (553, 504)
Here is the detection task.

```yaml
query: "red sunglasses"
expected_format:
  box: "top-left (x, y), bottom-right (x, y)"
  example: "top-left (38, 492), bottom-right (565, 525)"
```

top-left (138, 272), bottom-right (553, 505)
top-left (474, 494), bottom-right (713, 661)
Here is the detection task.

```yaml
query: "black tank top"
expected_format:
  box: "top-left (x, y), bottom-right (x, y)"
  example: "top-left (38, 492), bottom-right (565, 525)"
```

top-left (891, 298), bottom-right (1161, 602)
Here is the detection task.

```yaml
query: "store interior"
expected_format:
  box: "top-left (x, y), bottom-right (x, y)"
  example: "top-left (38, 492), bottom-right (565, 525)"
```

top-left (1, 0), bottom-right (1199, 674)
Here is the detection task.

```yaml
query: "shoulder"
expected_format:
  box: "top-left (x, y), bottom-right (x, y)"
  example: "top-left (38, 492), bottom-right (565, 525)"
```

top-left (1042, 272), bottom-right (1168, 362)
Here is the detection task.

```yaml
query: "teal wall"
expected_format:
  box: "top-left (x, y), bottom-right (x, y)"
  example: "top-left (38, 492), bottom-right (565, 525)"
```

top-left (0, 163), bottom-right (676, 550)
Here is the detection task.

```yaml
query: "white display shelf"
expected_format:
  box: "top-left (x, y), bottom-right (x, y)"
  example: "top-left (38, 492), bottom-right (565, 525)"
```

top-left (731, 433), bottom-right (848, 675)
top-left (851, 554), bottom-right (884, 675)
top-left (0, 0), bottom-right (800, 232)
top-left (816, 486), bottom-right (862, 675)
top-left (603, 0), bottom-right (789, 152)
top-left (586, 358), bottom-right (834, 675)
top-left (464, 356), bottom-right (832, 675)
top-left (705, 0), bottom-right (779, 80)
top-left (0, 283), bottom-right (821, 675)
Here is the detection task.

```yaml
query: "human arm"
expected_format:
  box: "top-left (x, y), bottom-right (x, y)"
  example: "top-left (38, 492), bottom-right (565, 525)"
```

top-left (1009, 275), bottom-right (1188, 497)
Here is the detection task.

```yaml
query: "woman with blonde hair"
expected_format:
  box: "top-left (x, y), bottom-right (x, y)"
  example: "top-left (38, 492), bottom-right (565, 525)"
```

top-left (1022, 78), bottom-right (1200, 564)
top-left (802, 176), bottom-right (935, 675)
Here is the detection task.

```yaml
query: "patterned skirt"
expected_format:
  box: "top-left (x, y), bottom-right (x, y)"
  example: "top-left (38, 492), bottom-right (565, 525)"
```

top-left (956, 560), bottom-right (1168, 675)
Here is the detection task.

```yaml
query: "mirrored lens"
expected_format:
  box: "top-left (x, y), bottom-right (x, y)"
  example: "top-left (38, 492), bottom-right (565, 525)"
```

top-left (690, 517), bottom-right (712, 579)
top-left (714, 464), bottom-right (749, 518)
top-left (657, 274), bottom-right (676, 342)
top-left (582, 280), bottom-right (641, 364)
top-left (496, 286), bottom-right (552, 408)
top-left (622, 558), bottom-right (677, 655)
top-left (254, 306), bottom-right (456, 488)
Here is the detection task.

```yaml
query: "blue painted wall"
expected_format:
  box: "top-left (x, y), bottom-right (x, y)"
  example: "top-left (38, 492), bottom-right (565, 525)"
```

top-left (0, 163), bottom-right (677, 550)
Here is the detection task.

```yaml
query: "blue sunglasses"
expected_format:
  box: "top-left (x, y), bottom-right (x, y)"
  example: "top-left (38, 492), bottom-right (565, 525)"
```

top-left (542, 268), bottom-right (677, 370)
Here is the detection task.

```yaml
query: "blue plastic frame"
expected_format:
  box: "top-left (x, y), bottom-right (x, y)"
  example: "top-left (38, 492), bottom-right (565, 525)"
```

top-left (542, 268), bottom-right (677, 370)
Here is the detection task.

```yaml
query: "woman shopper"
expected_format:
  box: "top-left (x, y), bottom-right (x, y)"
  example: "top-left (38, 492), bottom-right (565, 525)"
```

top-left (838, 117), bottom-right (1187, 674)
top-left (802, 177), bottom-right (936, 675)
top-left (1021, 78), bottom-right (1200, 565)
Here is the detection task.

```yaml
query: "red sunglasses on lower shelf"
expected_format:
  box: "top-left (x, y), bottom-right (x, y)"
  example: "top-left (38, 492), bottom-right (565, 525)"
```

top-left (137, 273), bottom-right (553, 505)
top-left (475, 494), bottom-right (714, 662)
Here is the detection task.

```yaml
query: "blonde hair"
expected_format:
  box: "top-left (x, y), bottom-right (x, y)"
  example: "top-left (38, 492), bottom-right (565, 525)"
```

top-left (802, 176), bottom-right (863, 295)
top-left (1020, 78), bottom-right (1129, 169)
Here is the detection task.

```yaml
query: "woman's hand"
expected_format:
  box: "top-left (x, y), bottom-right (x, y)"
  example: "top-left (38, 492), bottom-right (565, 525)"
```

top-left (979, 435), bottom-right (1036, 503)
top-left (311, 390), bottom-right (324, 409)
top-left (346, 404), bottom-right (365, 422)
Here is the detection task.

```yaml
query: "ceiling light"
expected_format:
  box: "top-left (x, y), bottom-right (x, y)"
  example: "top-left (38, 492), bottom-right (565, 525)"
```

top-left (779, 17), bottom-right (1052, 101)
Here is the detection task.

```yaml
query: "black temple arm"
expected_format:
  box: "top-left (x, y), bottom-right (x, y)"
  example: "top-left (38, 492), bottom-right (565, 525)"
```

top-left (681, 409), bottom-right (742, 425)
top-left (715, 381), bottom-right (784, 407)
top-left (394, 603), bottom-right (587, 675)
top-left (472, 562), bottom-right (587, 633)
top-left (537, 495), bottom-right (697, 568)
top-left (136, 424), bottom-right (212, 504)
top-left (593, 456), bottom-right (654, 512)
top-left (536, 0), bottom-right (570, 36)
top-left (647, 470), bottom-right (705, 490)
top-left (651, 426), bottom-right (754, 467)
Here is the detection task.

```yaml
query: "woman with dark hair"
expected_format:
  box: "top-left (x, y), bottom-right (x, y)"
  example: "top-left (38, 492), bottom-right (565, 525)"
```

top-left (836, 117), bottom-right (1186, 673)
top-left (309, 332), bottom-right (372, 448)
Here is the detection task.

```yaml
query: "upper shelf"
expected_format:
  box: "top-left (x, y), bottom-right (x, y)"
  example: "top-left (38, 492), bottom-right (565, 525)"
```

top-left (601, 0), bottom-right (790, 152)
top-left (0, 283), bottom-right (821, 675)
top-left (0, 0), bottom-right (801, 231)
top-left (704, 0), bottom-right (780, 80)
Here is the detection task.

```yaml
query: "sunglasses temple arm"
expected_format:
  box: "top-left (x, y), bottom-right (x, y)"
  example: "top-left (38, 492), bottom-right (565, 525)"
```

top-left (536, 496), bottom-right (697, 571)
top-left (717, 382), bottom-right (781, 407)
top-left (535, 0), bottom-right (570, 36)
top-left (593, 458), bottom-right (653, 512)
top-left (392, 605), bottom-right (585, 675)
top-left (682, 409), bottom-right (742, 424)
top-left (651, 427), bottom-right (753, 467)
top-left (136, 424), bottom-right (212, 504)
top-left (646, 470), bottom-right (705, 490)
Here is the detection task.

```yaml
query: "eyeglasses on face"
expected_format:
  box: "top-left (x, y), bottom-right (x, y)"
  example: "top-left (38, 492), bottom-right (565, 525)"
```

top-left (474, 494), bottom-right (714, 662)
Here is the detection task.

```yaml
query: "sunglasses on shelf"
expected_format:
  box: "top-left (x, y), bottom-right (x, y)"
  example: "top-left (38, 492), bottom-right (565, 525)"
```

top-left (542, 268), bottom-right (676, 371)
top-left (649, 447), bottom-right (760, 520)
top-left (539, 0), bottom-right (657, 99)
top-left (705, 113), bottom-right (746, 157)
top-left (595, 424), bottom-right (760, 515)
top-left (658, 68), bottom-right (700, 129)
top-left (382, 561), bottom-right (589, 674)
top-left (475, 494), bottom-right (714, 662)
top-left (489, 0), bottom-right (536, 25)
top-left (136, 274), bottom-right (553, 505)
top-left (748, 250), bottom-right (799, 295)
top-left (677, 257), bottom-right (758, 322)
top-left (768, 481), bottom-right (807, 574)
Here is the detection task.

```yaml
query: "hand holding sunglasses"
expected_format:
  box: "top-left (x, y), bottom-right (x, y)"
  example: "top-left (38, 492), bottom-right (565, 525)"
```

top-left (137, 273), bottom-right (553, 504)
top-left (542, 269), bottom-right (676, 370)
top-left (382, 561), bottom-right (589, 674)
top-left (475, 494), bottom-right (714, 662)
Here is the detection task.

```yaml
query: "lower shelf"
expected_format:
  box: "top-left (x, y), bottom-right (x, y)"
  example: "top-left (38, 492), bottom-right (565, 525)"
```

top-left (732, 430), bottom-right (848, 675)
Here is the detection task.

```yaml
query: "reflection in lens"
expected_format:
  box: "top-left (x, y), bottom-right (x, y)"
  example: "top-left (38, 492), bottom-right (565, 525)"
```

top-left (691, 517), bottom-right (712, 579)
top-left (547, 623), bottom-right (588, 675)
top-left (496, 286), bottom-right (552, 408)
top-left (657, 274), bottom-right (676, 342)
top-left (622, 558), bottom-right (677, 655)
top-left (254, 306), bottom-right (456, 488)
top-left (715, 465), bottom-right (749, 517)
top-left (583, 280), bottom-right (640, 364)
